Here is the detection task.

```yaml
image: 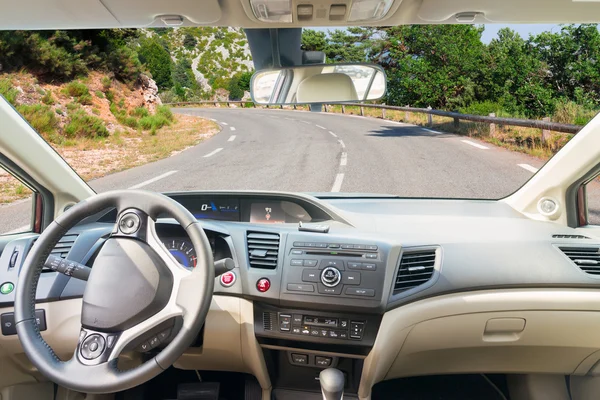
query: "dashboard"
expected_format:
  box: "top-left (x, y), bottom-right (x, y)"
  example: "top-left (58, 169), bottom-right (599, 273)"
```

top-left (3, 190), bottom-right (600, 398)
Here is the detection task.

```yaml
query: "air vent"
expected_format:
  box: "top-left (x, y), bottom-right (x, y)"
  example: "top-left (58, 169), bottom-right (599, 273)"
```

top-left (553, 234), bottom-right (590, 239)
top-left (394, 250), bottom-right (436, 293)
top-left (247, 231), bottom-right (280, 269)
top-left (559, 247), bottom-right (600, 275)
top-left (263, 311), bottom-right (275, 331)
top-left (50, 234), bottom-right (79, 259)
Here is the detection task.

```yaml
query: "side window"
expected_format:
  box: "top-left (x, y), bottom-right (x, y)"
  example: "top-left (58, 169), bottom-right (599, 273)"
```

top-left (0, 167), bottom-right (34, 235)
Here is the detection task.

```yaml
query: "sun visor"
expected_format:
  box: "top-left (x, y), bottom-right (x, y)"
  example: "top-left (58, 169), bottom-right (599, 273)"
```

top-left (417, 0), bottom-right (600, 23)
top-left (0, 0), bottom-right (119, 29)
top-left (101, 0), bottom-right (222, 26)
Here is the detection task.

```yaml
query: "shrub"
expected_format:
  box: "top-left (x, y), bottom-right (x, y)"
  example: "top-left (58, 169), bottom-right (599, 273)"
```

top-left (64, 110), bottom-right (109, 138)
top-left (105, 89), bottom-right (115, 103)
top-left (553, 99), bottom-right (598, 125)
top-left (131, 107), bottom-right (149, 118)
top-left (156, 105), bottom-right (174, 121)
top-left (101, 76), bottom-right (112, 90)
top-left (66, 102), bottom-right (80, 111)
top-left (16, 104), bottom-right (58, 134)
top-left (123, 116), bottom-right (139, 128)
top-left (459, 101), bottom-right (504, 116)
top-left (41, 90), bottom-right (55, 105)
top-left (95, 90), bottom-right (105, 99)
top-left (183, 34), bottom-right (197, 50)
top-left (0, 78), bottom-right (19, 106)
top-left (63, 81), bottom-right (89, 98)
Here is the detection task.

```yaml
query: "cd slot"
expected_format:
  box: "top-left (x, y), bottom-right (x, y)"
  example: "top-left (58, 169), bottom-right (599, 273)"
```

top-left (305, 251), bottom-right (363, 258)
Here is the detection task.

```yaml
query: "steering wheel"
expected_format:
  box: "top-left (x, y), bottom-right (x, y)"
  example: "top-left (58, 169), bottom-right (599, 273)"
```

top-left (14, 190), bottom-right (214, 394)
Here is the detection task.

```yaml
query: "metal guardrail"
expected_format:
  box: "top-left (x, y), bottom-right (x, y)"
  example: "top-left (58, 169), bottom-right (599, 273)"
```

top-left (166, 101), bottom-right (583, 136)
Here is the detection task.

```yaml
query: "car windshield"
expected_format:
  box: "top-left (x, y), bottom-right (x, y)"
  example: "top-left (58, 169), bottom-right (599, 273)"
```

top-left (0, 25), bottom-right (598, 222)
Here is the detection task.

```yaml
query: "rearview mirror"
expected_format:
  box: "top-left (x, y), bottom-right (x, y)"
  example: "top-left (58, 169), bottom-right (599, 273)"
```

top-left (250, 63), bottom-right (386, 105)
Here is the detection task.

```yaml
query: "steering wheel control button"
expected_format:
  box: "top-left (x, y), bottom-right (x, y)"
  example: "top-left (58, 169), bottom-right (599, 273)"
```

top-left (321, 267), bottom-right (341, 287)
top-left (158, 329), bottom-right (171, 341)
top-left (106, 334), bottom-right (117, 349)
top-left (80, 334), bottom-right (106, 360)
top-left (256, 278), bottom-right (271, 293)
top-left (118, 212), bottom-right (141, 234)
top-left (220, 271), bottom-right (236, 287)
top-left (149, 336), bottom-right (161, 348)
top-left (137, 342), bottom-right (151, 352)
top-left (0, 282), bottom-right (14, 295)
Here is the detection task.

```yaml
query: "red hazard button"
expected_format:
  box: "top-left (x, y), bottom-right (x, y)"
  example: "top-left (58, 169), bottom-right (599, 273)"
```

top-left (256, 278), bottom-right (271, 293)
top-left (220, 271), bottom-right (236, 287)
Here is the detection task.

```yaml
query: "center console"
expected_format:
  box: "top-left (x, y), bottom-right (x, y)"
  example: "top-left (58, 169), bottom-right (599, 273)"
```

top-left (252, 233), bottom-right (393, 398)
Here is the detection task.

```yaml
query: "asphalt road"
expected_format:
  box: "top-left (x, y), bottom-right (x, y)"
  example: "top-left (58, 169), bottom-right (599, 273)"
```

top-left (0, 108), bottom-right (585, 233)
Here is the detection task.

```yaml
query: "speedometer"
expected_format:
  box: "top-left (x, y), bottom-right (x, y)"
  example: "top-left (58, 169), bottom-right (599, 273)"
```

top-left (163, 239), bottom-right (197, 270)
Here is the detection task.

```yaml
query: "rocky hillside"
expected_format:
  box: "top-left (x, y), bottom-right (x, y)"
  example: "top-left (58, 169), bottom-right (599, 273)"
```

top-left (145, 27), bottom-right (254, 102)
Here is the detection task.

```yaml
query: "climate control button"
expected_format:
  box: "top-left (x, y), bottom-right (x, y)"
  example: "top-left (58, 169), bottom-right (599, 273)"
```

top-left (321, 267), bottom-right (341, 287)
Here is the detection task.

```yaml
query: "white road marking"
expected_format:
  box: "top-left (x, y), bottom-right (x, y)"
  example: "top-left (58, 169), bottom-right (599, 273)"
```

top-left (230, 126), bottom-right (236, 131)
top-left (285, 117), bottom-right (296, 121)
top-left (338, 139), bottom-right (346, 149)
top-left (331, 173), bottom-right (345, 192)
top-left (518, 163), bottom-right (539, 173)
top-left (316, 125), bottom-right (326, 130)
top-left (461, 140), bottom-right (489, 150)
top-left (340, 152), bottom-right (348, 166)
top-left (221, 122), bottom-right (229, 126)
top-left (209, 118), bottom-right (217, 122)
top-left (329, 131), bottom-right (338, 138)
top-left (423, 128), bottom-right (441, 134)
top-left (203, 148), bottom-right (223, 158)
top-left (128, 170), bottom-right (178, 189)
top-left (228, 135), bottom-right (236, 142)
top-left (300, 120), bottom-right (311, 124)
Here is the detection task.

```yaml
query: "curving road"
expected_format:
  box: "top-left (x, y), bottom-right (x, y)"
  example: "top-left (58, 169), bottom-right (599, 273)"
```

top-left (0, 108), bottom-right (579, 233)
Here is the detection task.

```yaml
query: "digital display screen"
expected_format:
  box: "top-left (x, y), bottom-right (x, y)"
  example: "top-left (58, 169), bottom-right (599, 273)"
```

top-left (193, 200), bottom-right (240, 221)
top-left (250, 202), bottom-right (286, 224)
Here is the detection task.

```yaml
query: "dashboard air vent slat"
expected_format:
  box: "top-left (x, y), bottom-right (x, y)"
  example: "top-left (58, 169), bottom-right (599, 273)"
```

top-left (49, 234), bottom-right (79, 259)
top-left (553, 234), bottom-right (590, 239)
top-left (559, 247), bottom-right (600, 275)
top-left (247, 231), bottom-right (280, 269)
top-left (394, 250), bottom-right (436, 293)
top-left (263, 312), bottom-right (274, 331)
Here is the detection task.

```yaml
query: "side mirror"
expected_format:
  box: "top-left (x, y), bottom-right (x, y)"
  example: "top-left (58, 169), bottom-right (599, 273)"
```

top-left (250, 63), bottom-right (386, 105)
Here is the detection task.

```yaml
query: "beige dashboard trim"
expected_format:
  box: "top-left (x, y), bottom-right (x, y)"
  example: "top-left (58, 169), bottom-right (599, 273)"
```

top-left (359, 288), bottom-right (600, 400)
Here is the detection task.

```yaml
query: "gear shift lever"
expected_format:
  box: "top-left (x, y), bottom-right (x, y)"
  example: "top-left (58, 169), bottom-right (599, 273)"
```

top-left (319, 368), bottom-right (345, 400)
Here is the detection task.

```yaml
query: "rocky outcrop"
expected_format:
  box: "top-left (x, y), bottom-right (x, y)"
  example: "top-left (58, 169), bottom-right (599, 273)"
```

top-left (139, 74), bottom-right (162, 112)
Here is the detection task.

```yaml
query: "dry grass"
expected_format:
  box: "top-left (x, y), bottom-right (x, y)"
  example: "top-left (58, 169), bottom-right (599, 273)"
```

top-left (324, 105), bottom-right (572, 161)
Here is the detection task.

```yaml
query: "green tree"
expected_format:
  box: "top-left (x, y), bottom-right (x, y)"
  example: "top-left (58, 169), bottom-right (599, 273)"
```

top-left (228, 76), bottom-right (244, 100)
top-left (183, 33), bottom-right (197, 50)
top-left (172, 58), bottom-right (196, 89)
top-left (238, 70), bottom-right (254, 91)
top-left (301, 29), bottom-right (327, 52)
top-left (137, 37), bottom-right (173, 89)
top-left (481, 28), bottom-right (554, 116)
top-left (381, 25), bottom-right (484, 109)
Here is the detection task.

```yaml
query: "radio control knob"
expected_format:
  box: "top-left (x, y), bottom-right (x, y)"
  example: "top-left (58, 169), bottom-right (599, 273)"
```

top-left (321, 267), bottom-right (341, 287)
